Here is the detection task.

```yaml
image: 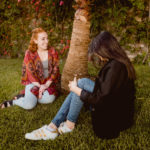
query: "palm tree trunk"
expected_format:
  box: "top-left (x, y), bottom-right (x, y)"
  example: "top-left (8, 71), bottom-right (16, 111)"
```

top-left (61, 1), bottom-right (90, 92)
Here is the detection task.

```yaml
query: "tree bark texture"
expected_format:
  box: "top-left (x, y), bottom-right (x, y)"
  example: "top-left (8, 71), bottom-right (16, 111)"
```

top-left (61, 7), bottom-right (90, 92)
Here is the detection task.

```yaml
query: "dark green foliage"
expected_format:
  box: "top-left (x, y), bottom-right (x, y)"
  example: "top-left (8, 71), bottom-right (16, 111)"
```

top-left (0, 0), bottom-right (74, 58)
top-left (133, 53), bottom-right (146, 64)
top-left (90, 0), bottom-right (149, 44)
top-left (0, 0), bottom-right (149, 61)
top-left (0, 59), bottom-right (150, 150)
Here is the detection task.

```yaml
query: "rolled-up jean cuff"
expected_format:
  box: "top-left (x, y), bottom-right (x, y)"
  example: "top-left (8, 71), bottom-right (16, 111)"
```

top-left (66, 117), bottom-right (76, 123)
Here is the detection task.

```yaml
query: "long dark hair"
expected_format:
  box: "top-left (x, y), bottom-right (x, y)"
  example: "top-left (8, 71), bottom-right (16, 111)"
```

top-left (88, 31), bottom-right (136, 80)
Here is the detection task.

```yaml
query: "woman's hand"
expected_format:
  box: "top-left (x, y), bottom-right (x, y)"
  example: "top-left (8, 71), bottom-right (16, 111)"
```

top-left (45, 80), bottom-right (52, 88)
top-left (38, 81), bottom-right (52, 99)
top-left (39, 84), bottom-right (47, 99)
top-left (68, 77), bottom-right (82, 96)
top-left (68, 77), bottom-right (77, 91)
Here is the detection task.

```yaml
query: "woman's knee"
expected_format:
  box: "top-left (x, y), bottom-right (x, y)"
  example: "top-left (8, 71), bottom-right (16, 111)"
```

top-left (25, 84), bottom-right (35, 93)
top-left (26, 84), bottom-right (34, 89)
top-left (38, 93), bottom-right (56, 104)
top-left (77, 78), bottom-right (89, 88)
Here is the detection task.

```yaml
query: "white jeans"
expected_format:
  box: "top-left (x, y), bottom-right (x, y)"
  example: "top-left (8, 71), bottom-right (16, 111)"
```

top-left (13, 84), bottom-right (55, 110)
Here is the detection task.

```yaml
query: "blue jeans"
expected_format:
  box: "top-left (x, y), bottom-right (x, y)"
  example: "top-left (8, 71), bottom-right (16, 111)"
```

top-left (52, 78), bottom-right (95, 127)
top-left (13, 84), bottom-right (55, 110)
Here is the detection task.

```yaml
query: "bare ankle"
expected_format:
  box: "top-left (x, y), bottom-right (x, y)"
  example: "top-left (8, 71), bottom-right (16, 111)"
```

top-left (66, 120), bottom-right (75, 130)
top-left (48, 122), bottom-right (57, 130)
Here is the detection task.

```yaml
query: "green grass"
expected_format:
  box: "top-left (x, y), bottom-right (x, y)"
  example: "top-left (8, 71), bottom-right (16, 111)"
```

top-left (0, 59), bottom-right (150, 150)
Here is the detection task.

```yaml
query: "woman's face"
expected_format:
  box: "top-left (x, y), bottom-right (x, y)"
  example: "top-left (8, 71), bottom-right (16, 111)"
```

top-left (34, 32), bottom-right (48, 51)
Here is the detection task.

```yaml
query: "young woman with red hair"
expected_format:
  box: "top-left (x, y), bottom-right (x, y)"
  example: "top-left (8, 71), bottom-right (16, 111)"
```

top-left (0, 28), bottom-right (60, 109)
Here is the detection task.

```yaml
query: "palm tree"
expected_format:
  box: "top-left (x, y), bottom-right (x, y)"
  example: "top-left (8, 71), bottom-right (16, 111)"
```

top-left (61, 0), bottom-right (91, 92)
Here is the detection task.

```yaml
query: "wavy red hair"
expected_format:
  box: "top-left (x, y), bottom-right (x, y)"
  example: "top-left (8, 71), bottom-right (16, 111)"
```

top-left (28, 28), bottom-right (46, 52)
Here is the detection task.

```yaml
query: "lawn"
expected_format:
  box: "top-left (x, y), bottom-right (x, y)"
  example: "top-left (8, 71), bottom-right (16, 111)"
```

top-left (0, 59), bottom-right (150, 150)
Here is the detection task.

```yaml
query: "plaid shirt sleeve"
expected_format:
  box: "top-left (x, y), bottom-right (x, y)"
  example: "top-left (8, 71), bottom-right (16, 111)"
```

top-left (21, 50), bottom-right (39, 84)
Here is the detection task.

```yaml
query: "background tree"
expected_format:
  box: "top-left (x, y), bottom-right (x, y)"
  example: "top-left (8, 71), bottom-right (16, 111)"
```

top-left (0, 0), bottom-right (149, 64)
top-left (61, 0), bottom-right (92, 92)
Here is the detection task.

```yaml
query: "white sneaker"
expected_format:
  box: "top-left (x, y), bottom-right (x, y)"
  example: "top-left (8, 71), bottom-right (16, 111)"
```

top-left (25, 125), bottom-right (58, 140)
top-left (58, 122), bottom-right (73, 134)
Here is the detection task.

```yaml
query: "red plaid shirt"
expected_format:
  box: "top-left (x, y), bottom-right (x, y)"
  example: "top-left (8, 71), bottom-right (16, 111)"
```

top-left (21, 47), bottom-right (60, 97)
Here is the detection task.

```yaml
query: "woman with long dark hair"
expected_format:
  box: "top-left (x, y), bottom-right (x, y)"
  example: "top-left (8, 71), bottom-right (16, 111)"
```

top-left (25, 31), bottom-right (135, 140)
